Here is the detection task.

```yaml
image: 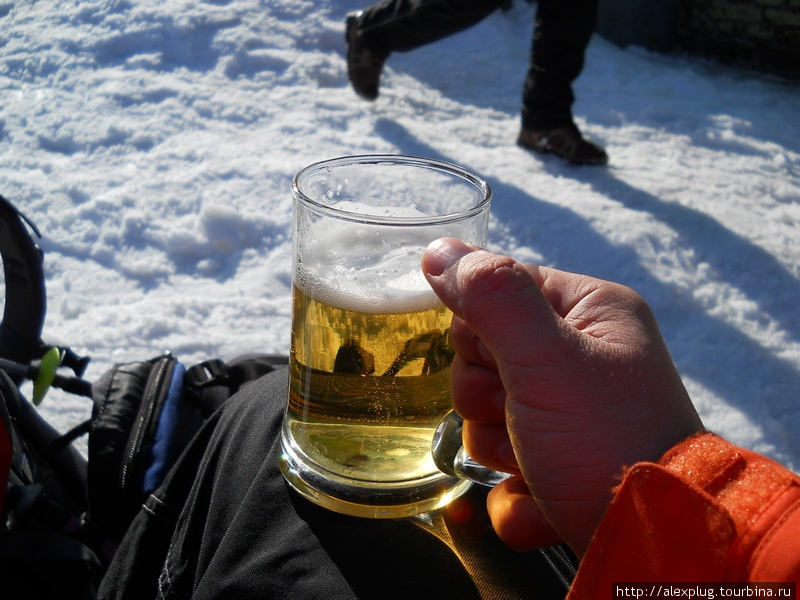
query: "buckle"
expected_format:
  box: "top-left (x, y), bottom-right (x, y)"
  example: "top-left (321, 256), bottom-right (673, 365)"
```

top-left (185, 359), bottom-right (229, 389)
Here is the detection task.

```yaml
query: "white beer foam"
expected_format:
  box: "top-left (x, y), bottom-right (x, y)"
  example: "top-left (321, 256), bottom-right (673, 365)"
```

top-left (296, 220), bottom-right (444, 314)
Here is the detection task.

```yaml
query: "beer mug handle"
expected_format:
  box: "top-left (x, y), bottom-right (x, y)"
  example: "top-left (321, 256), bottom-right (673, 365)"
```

top-left (432, 410), bottom-right (513, 487)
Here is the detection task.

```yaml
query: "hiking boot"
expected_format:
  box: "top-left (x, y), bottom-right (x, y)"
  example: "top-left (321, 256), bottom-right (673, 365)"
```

top-left (345, 11), bottom-right (389, 101)
top-left (517, 124), bottom-right (608, 166)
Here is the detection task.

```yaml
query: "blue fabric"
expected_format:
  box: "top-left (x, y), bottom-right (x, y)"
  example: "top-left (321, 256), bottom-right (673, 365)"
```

top-left (143, 362), bottom-right (185, 494)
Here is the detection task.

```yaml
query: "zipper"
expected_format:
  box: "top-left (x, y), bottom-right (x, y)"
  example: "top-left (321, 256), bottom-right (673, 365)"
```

top-left (119, 355), bottom-right (175, 494)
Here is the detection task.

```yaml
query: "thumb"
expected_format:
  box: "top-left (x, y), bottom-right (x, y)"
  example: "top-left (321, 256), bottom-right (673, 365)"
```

top-left (421, 238), bottom-right (564, 369)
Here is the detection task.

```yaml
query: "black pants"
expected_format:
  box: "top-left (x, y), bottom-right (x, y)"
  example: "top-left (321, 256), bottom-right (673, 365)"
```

top-left (98, 368), bottom-right (575, 599)
top-left (357, 0), bottom-right (599, 130)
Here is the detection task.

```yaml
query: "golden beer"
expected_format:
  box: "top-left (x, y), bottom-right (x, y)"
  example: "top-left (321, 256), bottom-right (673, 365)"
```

top-left (286, 283), bottom-right (454, 484)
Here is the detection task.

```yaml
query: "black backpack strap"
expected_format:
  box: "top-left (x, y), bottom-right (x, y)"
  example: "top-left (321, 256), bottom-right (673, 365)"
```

top-left (0, 195), bottom-right (90, 395)
top-left (184, 354), bottom-right (288, 415)
top-left (0, 195), bottom-right (46, 375)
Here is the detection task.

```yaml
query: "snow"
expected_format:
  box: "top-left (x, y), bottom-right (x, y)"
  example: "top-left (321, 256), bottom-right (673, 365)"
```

top-left (1, 0), bottom-right (799, 471)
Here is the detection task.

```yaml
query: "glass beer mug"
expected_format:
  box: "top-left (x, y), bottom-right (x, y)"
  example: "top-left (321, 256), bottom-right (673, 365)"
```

top-left (279, 155), bottom-right (492, 518)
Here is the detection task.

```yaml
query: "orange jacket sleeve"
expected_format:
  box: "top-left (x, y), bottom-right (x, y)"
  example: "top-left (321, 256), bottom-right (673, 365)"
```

top-left (567, 432), bottom-right (800, 597)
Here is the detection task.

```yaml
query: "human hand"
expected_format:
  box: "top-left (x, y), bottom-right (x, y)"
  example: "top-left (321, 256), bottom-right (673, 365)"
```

top-left (421, 238), bottom-right (704, 557)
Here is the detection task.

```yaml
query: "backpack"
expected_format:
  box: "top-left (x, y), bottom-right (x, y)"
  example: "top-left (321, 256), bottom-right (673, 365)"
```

top-left (0, 194), bottom-right (288, 598)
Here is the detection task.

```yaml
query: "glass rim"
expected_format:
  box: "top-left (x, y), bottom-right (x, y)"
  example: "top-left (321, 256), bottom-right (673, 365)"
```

top-left (292, 154), bottom-right (492, 226)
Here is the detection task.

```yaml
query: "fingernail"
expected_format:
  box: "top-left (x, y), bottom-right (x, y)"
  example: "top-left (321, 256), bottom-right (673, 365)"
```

top-left (423, 238), bottom-right (472, 277)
